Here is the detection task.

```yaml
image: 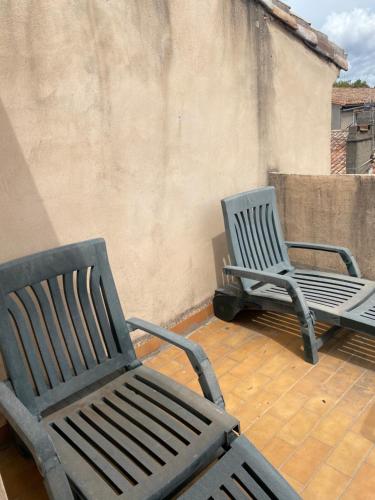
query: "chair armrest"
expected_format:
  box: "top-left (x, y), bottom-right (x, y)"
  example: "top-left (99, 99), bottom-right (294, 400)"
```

top-left (0, 382), bottom-right (73, 500)
top-left (223, 266), bottom-right (314, 329)
top-left (126, 317), bottom-right (225, 409)
top-left (285, 241), bottom-right (361, 278)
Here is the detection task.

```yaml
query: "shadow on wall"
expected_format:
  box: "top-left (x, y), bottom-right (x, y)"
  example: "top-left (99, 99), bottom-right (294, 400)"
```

top-left (0, 99), bottom-right (59, 264)
top-left (211, 232), bottom-right (237, 289)
top-left (0, 99), bottom-right (59, 382)
top-left (0, 100), bottom-right (59, 378)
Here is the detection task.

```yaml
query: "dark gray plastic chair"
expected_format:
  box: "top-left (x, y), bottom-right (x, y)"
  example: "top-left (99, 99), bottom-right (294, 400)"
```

top-left (214, 186), bottom-right (375, 364)
top-left (0, 239), bottom-right (299, 499)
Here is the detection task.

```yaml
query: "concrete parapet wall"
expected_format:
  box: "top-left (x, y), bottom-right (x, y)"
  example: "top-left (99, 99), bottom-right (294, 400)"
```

top-left (270, 173), bottom-right (375, 279)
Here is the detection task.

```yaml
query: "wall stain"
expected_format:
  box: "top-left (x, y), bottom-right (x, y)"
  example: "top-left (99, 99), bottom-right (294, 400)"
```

top-left (86, 0), bottom-right (114, 183)
top-left (84, 0), bottom-right (173, 192)
top-left (251, 1), bottom-right (275, 176)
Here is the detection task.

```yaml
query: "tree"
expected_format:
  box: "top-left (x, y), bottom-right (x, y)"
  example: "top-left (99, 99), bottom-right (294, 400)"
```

top-left (334, 79), bottom-right (371, 88)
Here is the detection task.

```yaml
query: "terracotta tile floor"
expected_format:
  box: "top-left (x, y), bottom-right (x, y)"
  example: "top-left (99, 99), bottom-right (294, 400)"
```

top-left (1, 310), bottom-right (375, 499)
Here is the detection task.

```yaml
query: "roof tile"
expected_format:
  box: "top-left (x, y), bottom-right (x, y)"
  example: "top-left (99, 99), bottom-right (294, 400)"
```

top-left (332, 88), bottom-right (375, 106)
top-left (257, 0), bottom-right (347, 70)
top-left (331, 130), bottom-right (348, 174)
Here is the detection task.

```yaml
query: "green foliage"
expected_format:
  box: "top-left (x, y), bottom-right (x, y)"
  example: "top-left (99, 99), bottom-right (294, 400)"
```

top-left (334, 79), bottom-right (371, 88)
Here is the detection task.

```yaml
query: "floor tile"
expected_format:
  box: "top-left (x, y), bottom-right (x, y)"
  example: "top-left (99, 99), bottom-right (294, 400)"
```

top-left (327, 431), bottom-right (372, 476)
top-left (282, 436), bottom-right (331, 484)
top-left (365, 445), bottom-right (375, 466)
top-left (336, 383), bottom-right (374, 417)
top-left (303, 390), bottom-right (338, 416)
top-left (349, 402), bottom-right (375, 442)
top-left (232, 372), bottom-right (271, 401)
top-left (312, 407), bottom-right (353, 446)
top-left (262, 436), bottom-right (295, 468)
top-left (245, 413), bottom-right (284, 450)
top-left (269, 390), bottom-right (307, 421)
top-left (303, 464), bottom-right (350, 500)
top-left (341, 462), bottom-right (375, 500)
top-left (278, 408), bottom-right (320, 446)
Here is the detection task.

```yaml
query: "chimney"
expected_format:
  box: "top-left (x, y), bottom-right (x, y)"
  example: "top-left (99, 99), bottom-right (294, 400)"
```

top-left (346, 110), bottom-right (373, 174)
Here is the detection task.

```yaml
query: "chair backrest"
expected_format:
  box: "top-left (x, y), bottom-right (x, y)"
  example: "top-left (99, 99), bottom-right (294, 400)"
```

top-left (0, 239), bottom-right (137, 415)
top-left (222, 186), bottom-right (292, 289)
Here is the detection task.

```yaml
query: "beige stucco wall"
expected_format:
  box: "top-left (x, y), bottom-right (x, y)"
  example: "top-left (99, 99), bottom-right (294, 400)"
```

top-left (265, 21), bottom-right (338, 175)
top-left (0, 1), bottom-right (338, 334)
top-left (270, 173), bottom-right (375, 280)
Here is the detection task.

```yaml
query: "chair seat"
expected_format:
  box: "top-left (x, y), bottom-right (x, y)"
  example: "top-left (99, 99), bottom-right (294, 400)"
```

top-left (44, 365), bottom-right (239, 500)
top-left (180, 435), bottom-right (300, 500)
top-left (250, 269), bottom-right (375, 316)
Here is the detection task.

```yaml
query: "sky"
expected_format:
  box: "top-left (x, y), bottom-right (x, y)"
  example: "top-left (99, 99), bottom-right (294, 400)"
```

top-left (286, 1), bottom-right (375, 86)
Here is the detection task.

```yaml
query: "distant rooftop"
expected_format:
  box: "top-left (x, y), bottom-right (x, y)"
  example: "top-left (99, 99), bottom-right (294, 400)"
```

top-left (258, 0), bottom-right (347, 70)
top-left (332, 88), bottom-right (375, 106)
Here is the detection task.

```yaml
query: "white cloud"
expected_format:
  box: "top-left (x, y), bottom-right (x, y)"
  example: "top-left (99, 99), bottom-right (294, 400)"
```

top-left (322, 8), bottom-right (375, 85)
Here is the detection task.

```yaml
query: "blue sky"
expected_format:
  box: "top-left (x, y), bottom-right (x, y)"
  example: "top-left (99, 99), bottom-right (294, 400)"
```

top-left (286, 1), bottom-right (375, 85)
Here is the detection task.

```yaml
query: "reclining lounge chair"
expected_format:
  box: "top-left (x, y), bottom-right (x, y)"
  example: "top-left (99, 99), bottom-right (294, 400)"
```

top-left (214, 186), bottom-right (374, 364)
top-left (0, 239), bottom-right (299, 499)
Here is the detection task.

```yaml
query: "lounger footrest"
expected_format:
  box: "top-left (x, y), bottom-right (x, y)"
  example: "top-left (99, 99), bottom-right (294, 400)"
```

top-left (179, 435), bottom-right (300, 499)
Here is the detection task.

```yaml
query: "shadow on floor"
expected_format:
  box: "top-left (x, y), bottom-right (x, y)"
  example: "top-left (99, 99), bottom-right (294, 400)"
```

top-left (233, 309), bottom-right (375, 373)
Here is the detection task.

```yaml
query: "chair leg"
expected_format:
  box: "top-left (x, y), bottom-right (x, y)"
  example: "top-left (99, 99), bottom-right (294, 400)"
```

top-left (315, 326), bottom-right (342, 350)
top-left (14, 434), bottom-right (31, 458)
top-left (44, 464), bottom-right (75, 500)
top-left (301, 322), bottom-right (319, 364)
top-left (213, 289), bottom-right (242, 322)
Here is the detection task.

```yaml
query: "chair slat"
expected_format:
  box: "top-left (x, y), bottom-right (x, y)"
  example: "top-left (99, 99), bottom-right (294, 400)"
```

top-left (240, 212), bottom-right (259, 269)
top-left (115, 385), bottom-right (197, 444)
top-left (48, 277), bottom-right (86, 375)
top-left (234, 223), bottom-right (250, 268)
top-left (51, 418), bottom-right (131, 493)
top-left (220, 481), bottom-right (251, 500)
top-left (234, 215), bottom-right (251, 268)
top-left (248, 207), bottom-right (266, 270)
top-left (32, 283), bottom-right (73, 382)
top-left (128, 376), bottom-right (207, 434)
top-left (6, 297), bottom-right (48, 395)
top-left (298, 286), bottom-right (351, 301)
top-left (63, 272), bottom-right (97, 370)
top-left (67, 413), bottom-right (149, 484)
top-left (77, 268), bottom-right (106, 363)
top-left (245, 209), bottom-right (263, 269)
top-left (95, 247), bottom-right (135, 358)
top-left (271, 211), bottom-right (284, 262)
top-left (46, 427), bottom-right (117, 499)
top-left (295, 281), bottom-right (354, 297)
top-left (233, 467), bottom-right (270, 500)
top-left (36, 354), bottom-right (128, 414)
top-left (259, 204), bottom-right (274, 267)
top-left (241, 211), bottom-right (259, 269)
top-left (266, 286), bottom-right (342, 307)
top-left (255, 205), bottom-right (272, 268)
top-left (90, 267), bottom-right (118, 358)
top-left (265, 203), bottom-right (280, 264)
top-left (80, 406), bottom-right (162, 472)
top-left (212, 491), bottom-right (232, 500)
top-left (90, 399), bottom-right (174, 463)
top-left (100, 394), bottom-right (183, 454)
top-left (294, 273), bottom-right (363, 289)
top-left (16, 289), bottom-right (60, 388)
top-left (112, 386), bottom-right (194, 445)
